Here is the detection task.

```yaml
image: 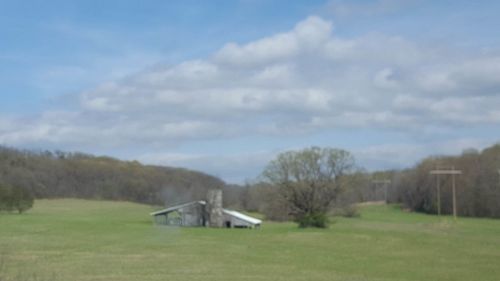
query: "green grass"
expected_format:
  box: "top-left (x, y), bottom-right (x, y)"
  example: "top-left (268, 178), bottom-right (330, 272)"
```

top-left (1, 199), bottom-right (499, 281)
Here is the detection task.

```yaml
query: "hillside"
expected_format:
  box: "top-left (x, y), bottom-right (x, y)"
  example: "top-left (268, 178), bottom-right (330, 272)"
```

top-left (391, 143), bottom-right (500, 218)
top-left (1, 199), bottom-right (499, 281)
top-left (0, 146), bottom-right (225, 206)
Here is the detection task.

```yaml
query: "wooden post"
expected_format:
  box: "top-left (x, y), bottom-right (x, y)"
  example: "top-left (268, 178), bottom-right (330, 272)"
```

top-left (372, 179), bottom-right (391, 203)
top-left (452, 169), bottom-right (457, 221)
top-left (436, 174), bottom-right (441, 216)
top-left (384, 184), bottom-right (388, 203)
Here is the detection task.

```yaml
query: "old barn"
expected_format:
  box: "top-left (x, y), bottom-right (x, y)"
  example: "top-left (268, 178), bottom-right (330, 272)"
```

top-left (150, 190), bottom-right (262, 228)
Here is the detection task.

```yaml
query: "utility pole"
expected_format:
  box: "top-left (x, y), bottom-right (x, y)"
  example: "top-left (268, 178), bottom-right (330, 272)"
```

top-left (452, 167), bottom-right (457, 220)
top-left (430, 168), bottom-right (462, 220)
top-left (372, 179), bottom-right (391, 203)
top-left (436, 174), bottom-right (441, 216)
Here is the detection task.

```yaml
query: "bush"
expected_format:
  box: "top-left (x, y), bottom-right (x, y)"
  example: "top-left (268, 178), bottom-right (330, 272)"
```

top-left (296, 212), bottom-right (329, 228)
top-left (0, 184), bottom-right (13, 211)
top-left (0, 184), bottom-right (34, 214)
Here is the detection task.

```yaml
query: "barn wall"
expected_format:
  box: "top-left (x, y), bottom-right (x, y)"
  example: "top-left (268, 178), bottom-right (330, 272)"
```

top-left (154, 215), bottom-right (167, 225)
top-left (181, 204), bottom-right (205, 226)
top-left (223, 213), bottom-right (254, 228)
top-left (153, 203), bottom-right (206, 226)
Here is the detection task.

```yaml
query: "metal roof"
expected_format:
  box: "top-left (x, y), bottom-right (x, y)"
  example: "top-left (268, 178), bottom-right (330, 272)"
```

top-left (150, 200), bottom-right (206, 216)
top-left (223, 209), bottom-right (262, 225)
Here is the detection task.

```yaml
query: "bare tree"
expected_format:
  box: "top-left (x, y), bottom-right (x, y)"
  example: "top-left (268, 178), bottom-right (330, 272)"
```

top-left (262, 147), bottom-right (355, 227)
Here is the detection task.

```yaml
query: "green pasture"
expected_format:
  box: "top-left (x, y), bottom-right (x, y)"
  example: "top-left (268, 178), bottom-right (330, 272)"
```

top-left (0, 199), bottom-right (499, 281)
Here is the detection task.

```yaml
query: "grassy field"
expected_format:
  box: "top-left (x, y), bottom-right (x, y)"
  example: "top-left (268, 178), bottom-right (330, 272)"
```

top-left (1, 199), bottom-right (499, 281)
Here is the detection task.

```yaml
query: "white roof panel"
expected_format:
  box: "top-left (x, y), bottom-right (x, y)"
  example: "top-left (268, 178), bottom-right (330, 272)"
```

top-left (223, 209), bottom-right (262, 225)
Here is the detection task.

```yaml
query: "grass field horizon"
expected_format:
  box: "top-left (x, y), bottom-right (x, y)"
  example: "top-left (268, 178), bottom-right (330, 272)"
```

top-left (1, 199), bottom-right (499, 281)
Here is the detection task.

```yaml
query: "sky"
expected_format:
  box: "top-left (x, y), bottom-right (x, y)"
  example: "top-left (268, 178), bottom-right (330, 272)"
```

top-left (1, 0), bottom-right (500, 183)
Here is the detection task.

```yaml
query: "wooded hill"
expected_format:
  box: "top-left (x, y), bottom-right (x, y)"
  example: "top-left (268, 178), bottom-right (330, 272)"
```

top-left (0, 146), bottom-right (224, 206)
top-left (391, 143), bottom-right (500, 218)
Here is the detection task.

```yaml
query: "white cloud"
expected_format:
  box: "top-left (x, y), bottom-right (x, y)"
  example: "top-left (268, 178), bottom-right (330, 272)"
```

top-left (4, 15), bottom-right (500, 144)
top-left (214, 16), bottom-right (332, 66)
top-left (354, 137), bottom-right (495, 171)
top-left (64, 16), bottom-right (498, 138)
top-left (137, 150), bottom-right (276, 183)
top-left (134, 137), bottom-right (497, 183)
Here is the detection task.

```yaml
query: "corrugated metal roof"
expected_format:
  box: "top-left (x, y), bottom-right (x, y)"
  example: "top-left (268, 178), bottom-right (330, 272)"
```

top-left (223, 209), bottom-right (262, 225)
top-left (150, 200), bottom-right (206, 216)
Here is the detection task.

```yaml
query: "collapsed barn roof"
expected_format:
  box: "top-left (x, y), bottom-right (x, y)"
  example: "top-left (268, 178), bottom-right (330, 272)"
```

top-left (150, 200), bottom-right (262, 227)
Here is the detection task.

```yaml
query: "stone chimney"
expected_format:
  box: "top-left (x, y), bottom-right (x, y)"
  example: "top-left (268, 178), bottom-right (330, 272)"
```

top-left (206, 189), bottom-right (223, 227)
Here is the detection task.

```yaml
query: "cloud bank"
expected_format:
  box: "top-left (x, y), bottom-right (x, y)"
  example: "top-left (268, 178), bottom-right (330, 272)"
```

top-left (1, 16), bottom-right (499, 182)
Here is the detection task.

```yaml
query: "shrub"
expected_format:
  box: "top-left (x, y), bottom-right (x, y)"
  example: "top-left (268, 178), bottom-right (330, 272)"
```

top-left (0, 184), bottom-right (34, 214)
top-left (296, 212), bottom-right (329, 228)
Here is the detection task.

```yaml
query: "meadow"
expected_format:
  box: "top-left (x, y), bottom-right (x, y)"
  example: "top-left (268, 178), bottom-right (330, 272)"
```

top-left (1, 199), bottom-right (499, 281)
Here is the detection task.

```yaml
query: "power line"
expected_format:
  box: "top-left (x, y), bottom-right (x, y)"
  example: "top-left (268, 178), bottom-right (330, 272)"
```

top-left (430, 167), bottom-right (462, 220)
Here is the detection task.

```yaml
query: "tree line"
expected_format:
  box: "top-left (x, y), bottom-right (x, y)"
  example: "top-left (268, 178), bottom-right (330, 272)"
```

top-left (234, 143), bottom-right (500, 227)
top-left (2, 142), bottom-right (499, 223)
top-left (0, 146), bottom-right (224, 208)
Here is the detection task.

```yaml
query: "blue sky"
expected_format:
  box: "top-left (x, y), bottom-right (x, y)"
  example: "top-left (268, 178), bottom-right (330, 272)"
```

top-left (1, 0), bottom-right (500, 183)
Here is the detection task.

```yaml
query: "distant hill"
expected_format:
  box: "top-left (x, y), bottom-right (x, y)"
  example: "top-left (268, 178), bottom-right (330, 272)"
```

top-left (0, 146), bottom-right (225, 206)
